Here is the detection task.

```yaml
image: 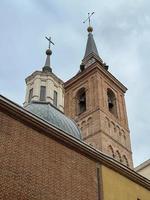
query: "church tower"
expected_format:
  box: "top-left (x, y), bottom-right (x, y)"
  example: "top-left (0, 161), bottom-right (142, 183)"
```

top-left (24, 37), bottom-right (64, 112)
top-left (64, 25), bottom-right (133, 168)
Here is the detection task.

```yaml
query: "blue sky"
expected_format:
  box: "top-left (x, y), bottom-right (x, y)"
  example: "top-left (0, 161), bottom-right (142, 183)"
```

top-left (0, 0), bottom-right (150, 167)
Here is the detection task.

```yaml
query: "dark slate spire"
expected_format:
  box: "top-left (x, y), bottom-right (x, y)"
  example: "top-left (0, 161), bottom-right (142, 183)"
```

top-left (83, 26), bottom-right (99, 59)
top-left (81, 13), bottom-right (107, 70)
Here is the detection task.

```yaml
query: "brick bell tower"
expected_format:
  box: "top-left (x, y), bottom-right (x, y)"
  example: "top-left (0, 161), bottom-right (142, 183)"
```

top-left (64, 25), bottom-right (133, 168)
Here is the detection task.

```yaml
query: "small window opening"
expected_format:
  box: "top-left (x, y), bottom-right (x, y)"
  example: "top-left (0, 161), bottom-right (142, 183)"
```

top-left (28, 88), bottom-right (33, 103)
top-left (107, 89), bottom-right (117, 117)
top-left (53, 90), bottom-right (58, 107)
top-left (77, 88), bottom-right (86, 114)
top-left (40, 86), bottom-right (46, 101)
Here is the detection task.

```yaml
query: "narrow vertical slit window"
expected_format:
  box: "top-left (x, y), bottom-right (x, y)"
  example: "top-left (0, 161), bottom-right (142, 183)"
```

top-left (28, 88), bottom-right (33, 103)
top-left (40, 86), bottom-right (46, 101)
top-left (53, 90), bottom-right (58, 107)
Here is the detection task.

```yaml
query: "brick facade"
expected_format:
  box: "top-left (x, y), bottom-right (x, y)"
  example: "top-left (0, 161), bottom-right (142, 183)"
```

top-left (64, 61), bottom-right (133, 168)
top-left (0, 111), bottom-right (98, 200)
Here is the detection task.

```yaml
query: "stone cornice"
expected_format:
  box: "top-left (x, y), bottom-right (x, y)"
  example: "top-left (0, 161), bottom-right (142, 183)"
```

top-left (25, 70), bottom-right (64, 84)
top-left (0, 95), bottom-right (149, 190)
top-left (64, 62), bottom-right (127, 93)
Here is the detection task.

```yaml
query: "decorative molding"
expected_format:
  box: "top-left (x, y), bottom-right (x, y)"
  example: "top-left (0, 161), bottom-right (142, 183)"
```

top-left (64, 62), bottom-right (127, 93)
top-left (26, 70), bottom-right (63, 84)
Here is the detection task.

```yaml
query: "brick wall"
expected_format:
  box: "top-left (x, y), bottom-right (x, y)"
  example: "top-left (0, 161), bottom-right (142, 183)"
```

top-left (0, 111), bottom-right (98, 200)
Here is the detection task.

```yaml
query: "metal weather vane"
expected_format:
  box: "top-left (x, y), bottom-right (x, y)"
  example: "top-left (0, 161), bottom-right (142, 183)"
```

top-left (45, 36), bottom-right (55, 49)
top-left (83, 12), bottom-right (95, 26)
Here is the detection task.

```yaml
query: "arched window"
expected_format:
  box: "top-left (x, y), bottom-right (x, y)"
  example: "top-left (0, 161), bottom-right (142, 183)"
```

top-left (107, 88), bottom-right (117, 117)
top-left (76, 88), bottom-right (86, 114)
top-left (107, 145), bottom-right (115, 158)
top-left (122, 155), bottom-right (129, 167)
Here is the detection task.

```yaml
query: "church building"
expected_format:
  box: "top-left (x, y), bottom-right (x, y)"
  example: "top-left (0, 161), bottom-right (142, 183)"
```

top-left (0, 20), bottom-right (150, 199)
top-left (24, 25), bottom-right (133, 168)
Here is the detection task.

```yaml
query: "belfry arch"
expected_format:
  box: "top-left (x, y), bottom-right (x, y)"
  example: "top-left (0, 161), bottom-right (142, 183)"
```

top-left (76, 87), bottom-right (86, 115)
top-left (107, 88), bottom-right (118, 118)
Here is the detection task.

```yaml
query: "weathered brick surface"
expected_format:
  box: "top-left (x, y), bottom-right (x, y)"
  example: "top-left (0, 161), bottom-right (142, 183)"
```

top-left (64, 64), bottom-right (133, 168)
top-left (0, 111), bottom-right (97, 200)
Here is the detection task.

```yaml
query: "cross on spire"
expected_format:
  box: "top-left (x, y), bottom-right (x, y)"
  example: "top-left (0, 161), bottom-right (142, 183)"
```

top-left (83, 12), bottom-right (95, 27)
top-left (45, 36), bottom-right (54, 49)
top-left (42, 36), bottom-right (54, 73)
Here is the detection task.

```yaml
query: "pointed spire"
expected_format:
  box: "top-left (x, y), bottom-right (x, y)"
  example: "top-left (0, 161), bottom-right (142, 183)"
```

top-left (82, 13), bottom-right (102, 62)
top-left (83, 27), bottom-right (99, 59)
top-left (42, 36), bottom-right (54, 73)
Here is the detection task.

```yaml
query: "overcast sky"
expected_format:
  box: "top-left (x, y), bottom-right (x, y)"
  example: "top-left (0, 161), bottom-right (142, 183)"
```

top-left (0, 0), bottom-right (150, 167)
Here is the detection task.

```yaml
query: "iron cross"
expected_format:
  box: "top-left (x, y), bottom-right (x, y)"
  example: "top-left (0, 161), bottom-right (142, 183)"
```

top-left (45, 36), bottom-right (55, 49)
top-left (83, 12), bottom-right (95, 26)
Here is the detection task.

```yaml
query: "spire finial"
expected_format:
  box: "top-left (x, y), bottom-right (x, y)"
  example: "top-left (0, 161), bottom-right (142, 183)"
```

top-left (83, 12), bottom-right (94, 32)
top-left (82, 12), bottom-right (101, 62)
top-left (43, 36), bottom-right (55, 73)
